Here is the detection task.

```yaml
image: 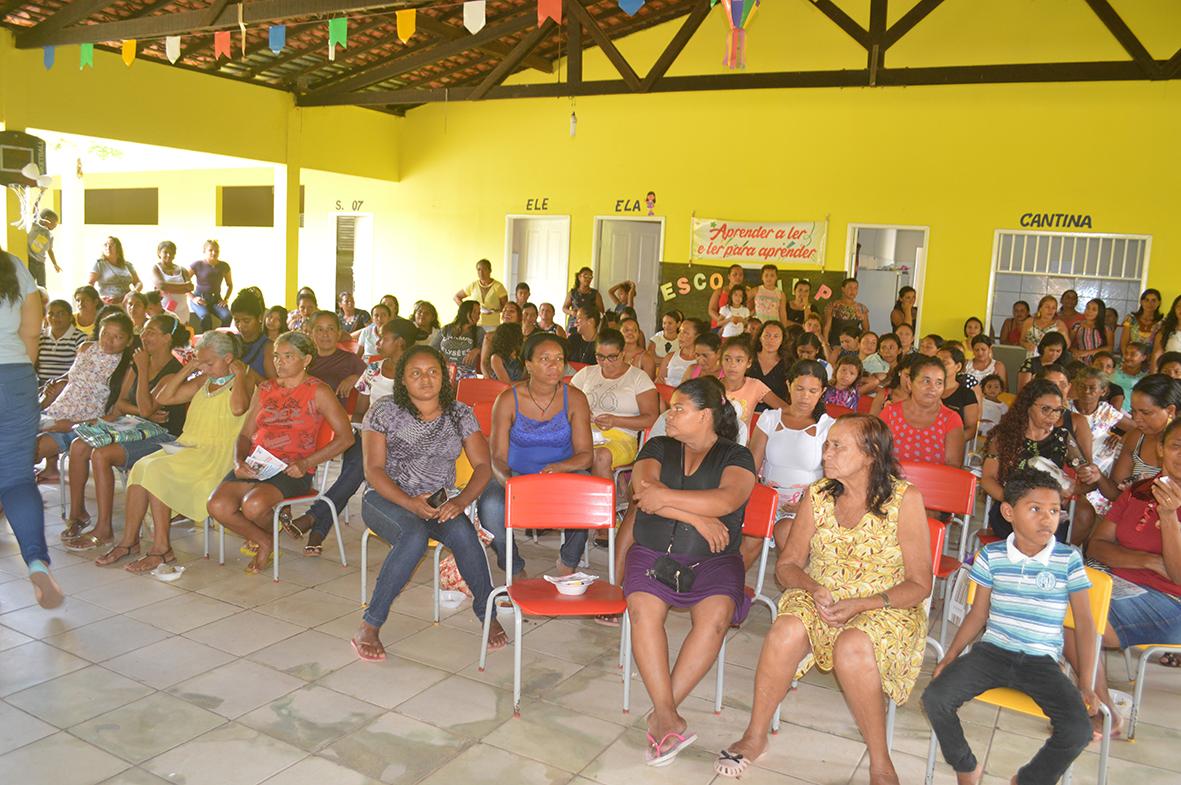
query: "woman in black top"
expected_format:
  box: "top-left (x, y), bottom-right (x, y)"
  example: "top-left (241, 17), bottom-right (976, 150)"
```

top-left (622, 376), bottom-right (756, 765)
top-left (747, 320), bottom-right (789, 409)
top-left (937, 345), bottom-right (981, 441)
top-left (565, 306), bottom-right (601, 365)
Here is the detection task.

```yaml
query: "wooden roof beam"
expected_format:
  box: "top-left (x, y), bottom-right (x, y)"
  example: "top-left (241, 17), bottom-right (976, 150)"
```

top-left (15, 1), bottom-right (397, 48)
top-left (881, 0), bottom-right (945, 49)
top-left (1082, 0), bottom-right (1162, 78)
top-left (567, 0), bottom-right (641, 92)
top-left (469, 18), bottom-right (556, 99)
top-left (808, 0), bottom-right (869, 49)
top-left (18, 0), bottom-right (111, 41)
top-left (416, 15), bottom-right (552, 74)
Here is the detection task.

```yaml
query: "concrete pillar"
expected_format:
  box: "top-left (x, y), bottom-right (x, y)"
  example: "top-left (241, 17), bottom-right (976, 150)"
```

top-left (275, 107), bottom-right (302, 307)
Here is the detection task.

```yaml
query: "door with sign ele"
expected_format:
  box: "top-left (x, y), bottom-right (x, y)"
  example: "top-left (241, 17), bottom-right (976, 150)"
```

top-left (595, 219), bottom-right (662, 333)
top-left (511, 217), bottom-right (570, 307)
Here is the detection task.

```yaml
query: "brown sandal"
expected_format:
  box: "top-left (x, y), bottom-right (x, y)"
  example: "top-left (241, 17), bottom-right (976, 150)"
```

top-left (59, 518), bottom-right (90, 543)
top-left (126, 549), bottom-right (175, 574)
top-left (96, 543), bottom-right (139, 566)
top-left (64, 533), bottom-right (112, 552)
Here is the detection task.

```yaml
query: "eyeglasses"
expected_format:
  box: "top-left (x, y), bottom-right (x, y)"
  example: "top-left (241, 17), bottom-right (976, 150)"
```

top-left (595, 352), bottom-right (622, 362)
top-left (1037, 405), bottom-right (1066, 417)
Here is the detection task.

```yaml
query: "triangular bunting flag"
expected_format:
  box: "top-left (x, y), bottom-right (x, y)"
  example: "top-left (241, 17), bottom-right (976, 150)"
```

top-left (396, 10), bottom-right (416, 43)
top-left (43, 46), bottom-right (54, 70)
top-left (165, 36), bottom-right (181, 64)
top-left (79, 43), bottom-right (94, 69)
top-left (619, 0), bottom-right (644, 14)
top-left (538, 0), bottom-right (562, 25)
top-left (121, 39), bottom-right (136, 66)
top-left (268, 25), bottom-right (286, 54)
top-left (327, 17), bottom-right (348, 61)
top-left (214, 30), bottom-right (231, 59)
top-left (463, 1), bottom-right (486, 34)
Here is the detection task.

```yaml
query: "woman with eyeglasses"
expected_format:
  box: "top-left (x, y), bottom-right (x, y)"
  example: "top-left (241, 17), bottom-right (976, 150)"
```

top-left (982, 379), bottom-right (1078, 541)
top-left (570, 328), bottom-right (659, 482)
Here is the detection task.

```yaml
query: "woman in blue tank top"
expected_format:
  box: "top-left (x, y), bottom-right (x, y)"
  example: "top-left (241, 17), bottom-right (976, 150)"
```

top-left (478, 332), bottom-right (594, 578)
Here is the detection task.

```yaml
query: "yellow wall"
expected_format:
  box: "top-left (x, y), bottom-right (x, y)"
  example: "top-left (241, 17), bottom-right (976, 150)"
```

top-left (377, 0), bottom-right (1180, 337)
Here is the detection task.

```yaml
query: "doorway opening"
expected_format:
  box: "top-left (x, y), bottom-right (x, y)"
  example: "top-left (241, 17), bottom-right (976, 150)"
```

top-left (335, 213), bottom-right (374, 304)
top-left (592, 217), bottom-right (665, 334)
top-left (846, 224), bottom-right (929, 337)
top-left (504, 215), bottom-right (571, 310)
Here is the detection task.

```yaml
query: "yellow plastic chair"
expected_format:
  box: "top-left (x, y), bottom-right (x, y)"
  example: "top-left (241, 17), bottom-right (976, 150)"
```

top-left (1124, 643), bottom-right (1181, 740)
top-left (923, 566), bottom-right (1114, 785)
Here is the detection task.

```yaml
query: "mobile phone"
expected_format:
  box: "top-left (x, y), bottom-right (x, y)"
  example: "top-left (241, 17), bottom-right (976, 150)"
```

top-left (426, 488), bottom-right (448, 508)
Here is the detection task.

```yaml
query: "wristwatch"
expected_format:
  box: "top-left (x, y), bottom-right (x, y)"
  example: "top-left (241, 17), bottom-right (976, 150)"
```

top-left (879, 591), bottom-right (891, 609)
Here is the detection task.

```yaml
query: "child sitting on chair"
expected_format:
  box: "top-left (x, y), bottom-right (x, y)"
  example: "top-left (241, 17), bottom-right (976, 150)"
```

top-left (922, 468), bottom-right (1097, 785)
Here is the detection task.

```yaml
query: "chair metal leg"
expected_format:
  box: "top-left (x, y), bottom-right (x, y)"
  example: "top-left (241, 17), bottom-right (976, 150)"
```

top-left (360, 529), bottom-right (371, 605)
top-left (1123, 648), bottom-right (1136, 682)
top-left (478, 586), bottom-right (509, 671)
top-left (1096, 702), bottom-right (1111, 785)
top-left (272, 507), bottom-right (282, 582)
top-left (203, 517), bottom-right (210, 558)
top-left (714, 636), bottom-right (726, 715)
top-left (924, 725), bottom-right (939, 785)
top-left (57, 455), bottom-right (67, 518)
top-left (1129, 645), bottom-right (1168, 741)
top-left (432, 542), bottom-right (442, 623)
top-left (512, 605), bottom-right (523, 715)
top-left (329, 505), bottom-right (346, 567)
top-left (218, 522), bottom-right (225, 565)
top-left (938, 577), bottom-right (952, 649)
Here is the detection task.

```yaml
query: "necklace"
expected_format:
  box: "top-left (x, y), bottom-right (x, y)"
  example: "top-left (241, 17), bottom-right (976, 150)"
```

top-left (526, 382), bottom-right (559, 414)
top-left (209, 373), bottom-right (234, 385)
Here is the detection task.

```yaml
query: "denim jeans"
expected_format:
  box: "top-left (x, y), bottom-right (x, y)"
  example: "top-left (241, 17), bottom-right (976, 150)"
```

top-left (922, 641), bottom-right (1091, 784)
top-left (362, 489), bottom-right (494, 628)
top-left (191, 295), bottom-right (231, 332)
top-left (0, 364), bottom-right (49, 566)
top-left (477, 479), bottom-right (587, 574)
top-left (309, 436), bottom-right (364, 538)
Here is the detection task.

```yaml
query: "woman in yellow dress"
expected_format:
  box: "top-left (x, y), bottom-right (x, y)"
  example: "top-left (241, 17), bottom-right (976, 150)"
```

top-left (96, 331), bottom-right (253, 571)
top-left (716, 415), bottom-right (932, 785)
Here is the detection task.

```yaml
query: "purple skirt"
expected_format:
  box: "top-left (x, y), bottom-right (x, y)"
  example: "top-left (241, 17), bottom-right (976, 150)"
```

top-left (623, 544), bottom-right (752, 625)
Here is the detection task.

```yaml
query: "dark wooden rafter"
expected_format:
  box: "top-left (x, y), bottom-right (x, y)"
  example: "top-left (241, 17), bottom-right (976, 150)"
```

top-left (567, 10), bottom-right (582, 84)
top-left (304, 58), bottom-right (1173, 107)
top-left (416, 15), bottom-right (551, 74)
top-left (639, 0), bottom-right (709, 91)
top-left (18, 0), bottom-right (110, 39)
top-left (0, 0), bottom-right (28, 19)
top-left (1082, 0), bottom-right (1162, 79)
top-left (867, 0), bottom-right (886, 85)
top-left (300, 9), bottom-right (536, 99)
top-left (1168, 46), bottom-right (1181, 78)
top-left (469, 17), bottom-right (556, 99)
top-left (808, 0), bottom-right (868, 48)
top-left (14, 0), bottom-right (396, 47)
top-left (880, 0), bottom-right (944, 49)
top-left (250, 19), bottom-right (383, 79)
top-left (566, 0), bottom-right (640, 91)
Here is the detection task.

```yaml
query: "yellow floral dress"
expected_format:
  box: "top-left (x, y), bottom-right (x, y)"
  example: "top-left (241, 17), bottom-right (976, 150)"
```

top-left (777, 478), bottom-right (926, 704)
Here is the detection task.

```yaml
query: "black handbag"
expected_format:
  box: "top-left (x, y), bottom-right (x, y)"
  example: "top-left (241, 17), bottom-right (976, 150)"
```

top-left (644, 443), bottom-right (700, 592)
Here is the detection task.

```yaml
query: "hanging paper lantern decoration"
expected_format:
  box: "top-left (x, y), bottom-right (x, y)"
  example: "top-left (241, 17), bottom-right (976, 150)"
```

top-left (719, 0), bottom-right (758, 69)
top-left (43, 46), bottom-right (54, 70)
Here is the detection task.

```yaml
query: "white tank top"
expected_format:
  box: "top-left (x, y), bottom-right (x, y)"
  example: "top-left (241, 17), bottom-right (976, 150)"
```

top-left (156, 264), bottom-right (190, 322)
top-left (966, 358), bottom-right (996, 384)
top-left (664, 351), bottom-right (695, 386)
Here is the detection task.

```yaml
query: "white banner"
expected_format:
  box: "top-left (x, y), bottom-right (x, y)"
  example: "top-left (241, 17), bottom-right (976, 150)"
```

top-left (690, 217), bottom-right (826, 265)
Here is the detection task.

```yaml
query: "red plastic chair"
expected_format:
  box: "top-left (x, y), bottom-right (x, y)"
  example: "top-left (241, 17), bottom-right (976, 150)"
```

top-left (478, 474), bottom-right (621, 715)
top-left (825, 403), bottom-right (854, 418)
top-left (707, 484), bottom-right (779, 714)
top-left (568, 361), bottom-right (590, 372)
top-left (269, 417), bottom-right (349, 581)
top-left (899, 461), bottom-right (978, 647)
top-left (655, 383), bottom-right (675, 407)
top-left (472, 400), bottom-right (494, 437)
top-left (456, 377), bottom-right (509, 406)
top-left (857, 395), bottom-right (876, 413)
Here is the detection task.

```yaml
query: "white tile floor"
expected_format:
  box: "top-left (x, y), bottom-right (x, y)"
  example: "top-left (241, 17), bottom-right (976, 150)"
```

top-left (2, 481), bottom-right (1180, 785)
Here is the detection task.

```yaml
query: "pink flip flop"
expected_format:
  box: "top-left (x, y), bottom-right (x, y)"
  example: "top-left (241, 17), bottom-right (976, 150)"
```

top-left (350, 637), bottom-right (386, 662)
top-left (645, 729), bottom-right (697, 767)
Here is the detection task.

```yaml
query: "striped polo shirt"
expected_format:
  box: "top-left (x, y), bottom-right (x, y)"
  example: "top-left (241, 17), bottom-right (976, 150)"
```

top-left (970, 534), bottom-right (1090, 659)
top-left (36, 325), bottom-right (86, 384)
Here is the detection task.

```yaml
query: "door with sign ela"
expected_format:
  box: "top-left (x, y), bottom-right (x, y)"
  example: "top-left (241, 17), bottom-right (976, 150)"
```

top-left (594, 218), bottom-right (664, 333)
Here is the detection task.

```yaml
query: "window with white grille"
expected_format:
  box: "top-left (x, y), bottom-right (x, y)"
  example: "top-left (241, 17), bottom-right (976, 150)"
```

top-left (987, 230), bottom-right (1151, 337)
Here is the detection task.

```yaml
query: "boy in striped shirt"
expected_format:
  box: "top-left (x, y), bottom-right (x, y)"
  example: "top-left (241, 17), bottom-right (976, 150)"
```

top-left (36, 299), bottom-right (86, 385)
top-left (923, 469), bottom-right (1096, 785)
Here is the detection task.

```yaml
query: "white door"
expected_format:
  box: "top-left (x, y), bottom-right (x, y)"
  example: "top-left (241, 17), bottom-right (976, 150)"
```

top-left (595, 219), bottom-right (663, 333)
top-left (509, 217), bottom-right (570, 308)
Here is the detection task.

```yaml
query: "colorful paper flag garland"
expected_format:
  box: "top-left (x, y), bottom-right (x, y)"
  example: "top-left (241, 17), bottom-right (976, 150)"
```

top-left (538, 0), bottom-right (561, 26)
top-left (269, 25), bottom-right (286, 54)
top-left (396, 9), bottom-right (416, 43)
top-left (464, 1), bottom-right (486, 34)
top-left (327, 17), bottom-right (347, 61)
top-left (43, 46), bottom-right (54, 70)
top-left (79, 43), bottom-right (94, 70)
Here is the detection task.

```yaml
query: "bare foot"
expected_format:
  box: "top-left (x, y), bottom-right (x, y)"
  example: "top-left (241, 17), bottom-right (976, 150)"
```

top-left (647, 709), bottom-right (688, 746)
top-left (351, 622), bottom-right (386, 661)
top-left (554, 562), bottom-right (575, 577)
top-left (487, 618), bottom-right (508, 651)
top-left (956, 760), bottom-right (985, 785)
top-left (247, 540), bottom-right (273, 575)
top-left (868, 763), bottom-right (901, 785)
top-left (720, 732), bottom-right (768, 763)
top-left (1090, 703), bottom-right (1123, 739)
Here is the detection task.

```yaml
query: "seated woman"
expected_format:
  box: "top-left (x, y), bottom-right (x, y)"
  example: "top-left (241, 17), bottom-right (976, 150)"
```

top-left (965, 334), bottom-right (1007, 388)
top-left (743, 359), bottom-right (835, 566)
top-left (287, 287), bottom-right (317, 333)
top-left (620, 317), bottom-right (656, 380)
top-left (63, 314), bottom-right (188, 550)
top-left (570, 328), bottom-right (658, 480)
top-left (657, 317), bottom-right (703, 387)
top-left (207, 331), bottom-right (353, 574)
top-left (869, 351), bottom-right (916, 417)
top-left (351, 319), bottom-right (419, 420)
top-left (879, 355), bottom-right (965, 466)
top-left (353, 345), bottom-right (507, 661)
top-left (487, 323), bottom-right (525, 382)
top-left (717, 415), bottom-right (931, 784)
top-left (623, 377), bottom-right (757, 766)
top-left (433, 300), bottom-right (484, 380)
top-left (937, 345), bottom-right (982, 442)
top-left (479, 333), bottom-right (594, 579)
top-left (355, 302), bottom-right (391, 358)
top-left (1073, 417), bottom-right (1181, 731)
top-left (96, 332), bottom-right (253, 570)
top-left (412, 300), bottom-right (441, 347)
top-left (1084, 374), bottom-right (1180, 505)
top-left (688, 332), bottom-right (722, 379)
top-left (265, 305), bottom-right (288, 343)
top-left (480, 302), bottom-right (522, 374)
top-left (746, 321), bottom-right (790, 409)
top-left (982, 379), bottom-right (1081, 542)
top-left (230, 288), bottom-right (276, 380)
top-left (1017, 332), bottom-right (1068, 392)
top-left (38, 312), bottom-right (134, 500)
top-left (564, 306), bottom-right (600, 366)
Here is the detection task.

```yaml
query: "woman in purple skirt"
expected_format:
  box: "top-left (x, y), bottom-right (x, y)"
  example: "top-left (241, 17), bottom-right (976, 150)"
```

top-left (623, 376), bottom-right (757, 767)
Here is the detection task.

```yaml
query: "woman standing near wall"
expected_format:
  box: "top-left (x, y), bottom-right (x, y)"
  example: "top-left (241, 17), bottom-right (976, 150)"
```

top-left (825, 278), bottom-right (870, 348)
top-left (562, 267), bottom-right (606, 333)
top-left (89, 236), bottom-right (141, 304)
top-left (1122, 288), bottom-right (1163, 357)
top-left (152, 241), bottom-right (192, 326)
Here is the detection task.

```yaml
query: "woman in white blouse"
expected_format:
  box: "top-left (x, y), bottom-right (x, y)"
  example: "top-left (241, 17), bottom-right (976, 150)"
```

top-left (741, 359), bottom-right (836, 566)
